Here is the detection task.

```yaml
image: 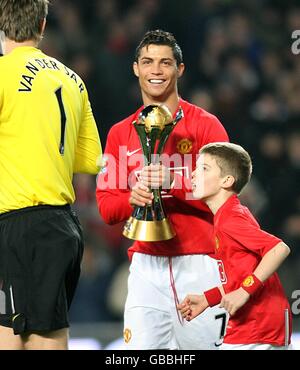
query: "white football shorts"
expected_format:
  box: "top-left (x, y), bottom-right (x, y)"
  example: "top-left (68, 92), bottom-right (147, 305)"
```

top-left (124, 252), bottom-right (228, 349)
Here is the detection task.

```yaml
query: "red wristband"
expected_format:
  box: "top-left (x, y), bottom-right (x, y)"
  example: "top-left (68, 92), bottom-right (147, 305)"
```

top-left (240, 274), bottom-right (263, 295)
top-left (204, 287), bottom-right (222, 307)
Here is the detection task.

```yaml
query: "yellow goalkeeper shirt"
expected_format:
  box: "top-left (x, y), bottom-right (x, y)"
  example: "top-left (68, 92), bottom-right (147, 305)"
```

top-left (0, 46), bottom-right (102, 213)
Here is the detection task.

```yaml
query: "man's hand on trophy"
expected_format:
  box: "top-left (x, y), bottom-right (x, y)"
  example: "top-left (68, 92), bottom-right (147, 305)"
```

top-left (129, 182), bottom-right (154, 207)
top-left (140, 164), bottom-right (174, 190)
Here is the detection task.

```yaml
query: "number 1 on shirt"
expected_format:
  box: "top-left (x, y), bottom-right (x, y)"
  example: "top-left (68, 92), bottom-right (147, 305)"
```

top-left (55, 87), bottom-right (66, 155)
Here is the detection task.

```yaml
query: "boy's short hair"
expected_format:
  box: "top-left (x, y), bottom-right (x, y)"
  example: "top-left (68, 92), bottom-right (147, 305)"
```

top-left (0, 0), bottom-right (48, 42)
top-left (134, 29), bottom-right (183, 66)
top-left (200, 142), bottom-right (252, 194)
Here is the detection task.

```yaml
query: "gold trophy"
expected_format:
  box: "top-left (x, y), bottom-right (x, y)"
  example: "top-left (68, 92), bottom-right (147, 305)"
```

top-left (123, 104), bottom-right (183, 242)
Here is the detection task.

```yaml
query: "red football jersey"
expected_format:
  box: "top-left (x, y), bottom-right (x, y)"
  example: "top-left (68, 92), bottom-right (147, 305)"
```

top-left (214, 195), bottom-right (292, 346)
top-left (96, 99), bottom-right (229, 258)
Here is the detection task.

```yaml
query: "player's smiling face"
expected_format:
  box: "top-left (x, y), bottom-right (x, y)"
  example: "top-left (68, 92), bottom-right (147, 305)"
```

top-left (133, 44), bottom-right (184, 103)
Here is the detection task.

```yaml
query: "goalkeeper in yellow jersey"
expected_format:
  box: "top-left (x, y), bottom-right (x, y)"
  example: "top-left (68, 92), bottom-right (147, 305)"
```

top-left (0, 0), bottom-right (102, 350)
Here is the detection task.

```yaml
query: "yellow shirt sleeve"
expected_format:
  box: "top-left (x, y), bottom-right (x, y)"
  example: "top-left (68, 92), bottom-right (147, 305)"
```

top-left (74, 89), bottom-right (102, 174)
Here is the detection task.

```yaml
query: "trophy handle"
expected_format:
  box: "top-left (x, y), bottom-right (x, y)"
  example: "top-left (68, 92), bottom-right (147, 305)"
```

top-left (134, 123), bottom-right (151, 165)
top-left (132, 205), bottom-right (148, 220)
top-left (152, 188), bottom-right (166, 221)
top-left (123, 107), bottom-right (182, 241)
top-left (156, 124), bottom-right (174, 156)
top-left (156, 108), bottom-right (183, 155)
top-left (132, 189), bottom-right (166, 222)
top-left (131, 121), bottom-right (173, 222)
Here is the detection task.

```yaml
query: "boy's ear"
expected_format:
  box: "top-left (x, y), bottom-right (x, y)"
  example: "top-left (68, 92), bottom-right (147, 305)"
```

top-left (222, 175), bottom-right (235, 189)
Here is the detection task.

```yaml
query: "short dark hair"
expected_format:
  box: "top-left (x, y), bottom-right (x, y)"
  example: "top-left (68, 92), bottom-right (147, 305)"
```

top-left (134, 29), bottom-right (183, 66)
top-left (200, 142), bottom-right (253, 194)
top-left (0, 0), bottom-right (48, 42)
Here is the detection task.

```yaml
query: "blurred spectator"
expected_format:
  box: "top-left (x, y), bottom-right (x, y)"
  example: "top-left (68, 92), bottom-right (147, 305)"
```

top-left (69, 237), bottom-right (117, 322)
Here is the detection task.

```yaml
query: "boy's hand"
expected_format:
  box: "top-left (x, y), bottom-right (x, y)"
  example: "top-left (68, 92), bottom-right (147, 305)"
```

top-left (220, 287), bottom-right (250, 316)
top-left (177, 294), bottom-right (209, 321)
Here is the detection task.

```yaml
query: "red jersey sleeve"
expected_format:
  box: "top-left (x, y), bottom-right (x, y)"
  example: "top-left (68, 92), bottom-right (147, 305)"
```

top-left (96, 126), bottom-right (132, 225)
top-left (222, 212), bottom-right (282, 257)
top-left (199, 113), bottom-right (229, 146)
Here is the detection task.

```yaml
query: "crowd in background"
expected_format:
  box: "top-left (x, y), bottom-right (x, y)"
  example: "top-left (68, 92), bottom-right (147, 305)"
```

top-left (43, 0), bottom-right (300, 325)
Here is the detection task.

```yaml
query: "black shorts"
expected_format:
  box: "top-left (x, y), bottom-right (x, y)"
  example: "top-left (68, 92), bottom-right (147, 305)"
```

top-left (0, 205), bottom-right (84, 334)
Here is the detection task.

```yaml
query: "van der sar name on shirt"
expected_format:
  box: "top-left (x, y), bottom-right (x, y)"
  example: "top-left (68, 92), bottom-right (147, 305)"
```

top-left (18, 58), bottom-right (84, 93)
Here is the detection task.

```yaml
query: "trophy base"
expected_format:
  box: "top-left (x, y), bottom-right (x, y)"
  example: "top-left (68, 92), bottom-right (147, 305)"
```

top-left (123, 217), bottom-right (176, 241)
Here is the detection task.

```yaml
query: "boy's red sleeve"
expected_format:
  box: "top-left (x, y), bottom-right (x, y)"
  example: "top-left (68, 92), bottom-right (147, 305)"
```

top-left (222, 214), bottom-right (282, 256)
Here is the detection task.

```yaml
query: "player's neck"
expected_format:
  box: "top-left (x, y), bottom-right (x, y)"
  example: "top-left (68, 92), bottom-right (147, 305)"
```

top-left (2, 39), bottom-right (38, 55)
top-left (205, 190), bottom-right (235, 215)
top-left (142, 91), bottom-right (180, 116)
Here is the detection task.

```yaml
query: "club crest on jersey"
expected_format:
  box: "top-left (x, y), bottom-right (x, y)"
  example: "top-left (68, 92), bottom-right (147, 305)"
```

top-left (123, 328), bottom-right (132, 344)
top-left (177, 139), bottom-right (193, 154)
top-left (242, 275), bottom-right (254, 287)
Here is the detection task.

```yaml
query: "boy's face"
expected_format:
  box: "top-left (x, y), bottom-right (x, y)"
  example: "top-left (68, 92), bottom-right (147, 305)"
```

top-left (191, 153), bottom-right (223, 200)
top-left (133, 44), bottom-right (184, 102)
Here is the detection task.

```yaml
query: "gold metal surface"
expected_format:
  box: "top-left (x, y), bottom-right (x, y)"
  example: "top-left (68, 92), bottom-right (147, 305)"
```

top-left (123, 217), bottom-right (176, 241)
top-left (140, 105), bottom-right (173, 133)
